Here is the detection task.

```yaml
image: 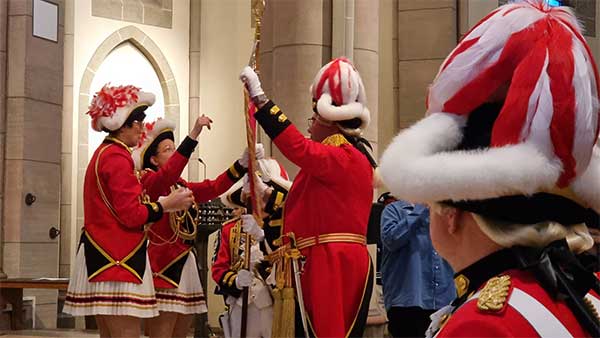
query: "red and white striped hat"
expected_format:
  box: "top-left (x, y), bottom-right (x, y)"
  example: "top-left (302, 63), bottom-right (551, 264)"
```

top-left (310, 57), bottom-right (370, 136)
top-left (380, 0), bottom-right (600, 225)
top-left (87, 83), bottom-right (156, 132)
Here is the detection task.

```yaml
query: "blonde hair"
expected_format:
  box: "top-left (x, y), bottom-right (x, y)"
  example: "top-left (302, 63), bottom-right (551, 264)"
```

top-left (472, 214), bottom-right (593, 254)
top-left (430, 203), bottom-right (594, 254)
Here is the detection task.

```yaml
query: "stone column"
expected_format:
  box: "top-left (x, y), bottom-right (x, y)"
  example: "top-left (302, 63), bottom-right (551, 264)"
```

top-left (189, 0), bottom-right (201, 183)
top-left (257, 0), bottom-right (273, 155)
top-left (3, 0), bottom-right (64, 328)
top-left (397, 0), bottom-right (457, 129)
top-left (354, 0), bottom-right (379, 156)
top-left (0, 0), bottom-right (9, 280)
top-left (377, 0), bottom-right (398, 151)
top-left (269, 0), bottom-right (332, 178)
top-left (188, 2), bottom-right (211, 337)
top-left (59, 0), bottom-right (74, 279)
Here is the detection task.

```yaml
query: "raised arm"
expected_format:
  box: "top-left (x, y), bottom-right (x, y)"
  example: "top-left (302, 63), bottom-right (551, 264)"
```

top-left (380, 202), bottom-right (429, 252)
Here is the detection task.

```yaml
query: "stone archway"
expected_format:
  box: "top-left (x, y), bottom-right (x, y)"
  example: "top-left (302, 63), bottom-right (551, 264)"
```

top-left (72, 25), bottom-right (180, 250)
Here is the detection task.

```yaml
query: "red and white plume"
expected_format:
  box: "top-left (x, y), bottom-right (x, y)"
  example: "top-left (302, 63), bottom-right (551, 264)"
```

top-left (380, 0), bottom-right (600, 213)
top-left (310, 57), bottom-right (370, 135)
top-left (87, 83), bottom-right (156, 132)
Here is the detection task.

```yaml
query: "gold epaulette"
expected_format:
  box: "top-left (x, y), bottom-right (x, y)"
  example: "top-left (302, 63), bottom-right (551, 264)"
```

top-left (322, 133), bottom-right (350, 147)
top-left (477, 275), bottom-right (511, 312)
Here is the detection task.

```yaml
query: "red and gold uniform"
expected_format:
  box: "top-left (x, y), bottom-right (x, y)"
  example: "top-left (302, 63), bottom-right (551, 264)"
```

top-left (212, 177), bottom-right (289, 293)
top-left (138, 132), bottom-right (246, 313)
top-left (429, 249), bottom-right (599, 338)
top-left (64, 84), bottom-right (164, 318)
top-left (211, 161), bottom-right (290, 337)
top-left (64, 137), bottom-right (164, 317)
top-left (254, 100), bottom-right (374, 337)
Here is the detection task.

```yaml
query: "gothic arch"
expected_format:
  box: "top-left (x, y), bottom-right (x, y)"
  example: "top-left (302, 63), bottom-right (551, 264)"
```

top-left (75, 25), bottom-right (180, 228)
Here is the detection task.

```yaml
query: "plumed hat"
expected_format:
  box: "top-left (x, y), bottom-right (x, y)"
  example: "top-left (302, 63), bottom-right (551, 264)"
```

top-left (380, 0), bottom-right (600, 228)
top-left (87, 84), bottom-right (156, 132)
top-left (310, 57), bottom-right (370, 136)
top-left (131, 118), bottom-right (176, 171)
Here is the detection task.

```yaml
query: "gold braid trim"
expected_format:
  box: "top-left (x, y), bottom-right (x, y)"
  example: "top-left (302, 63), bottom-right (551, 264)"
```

top-left (84, 231), bottom-right (147, 283)
top-left (153, 247), bottom-right (193, 288)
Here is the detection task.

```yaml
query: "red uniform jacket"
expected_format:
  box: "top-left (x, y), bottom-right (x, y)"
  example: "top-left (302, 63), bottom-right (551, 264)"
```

top-left (254, 101), bottom-right (374, 337)
top-left (434, 249), bottom-right (598, 338)
top-left (438, 269), bottom-right (592, 337)
top-left (83, 138), bottom-right (163, 283)
top-left (211, 218), bottom-right (245, 298)
top-left (141, 137), bottom-right (244, 289)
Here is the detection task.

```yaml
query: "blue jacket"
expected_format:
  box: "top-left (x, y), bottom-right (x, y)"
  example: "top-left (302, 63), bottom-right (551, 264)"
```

top-left (380, 200), bottom-right (455, 311)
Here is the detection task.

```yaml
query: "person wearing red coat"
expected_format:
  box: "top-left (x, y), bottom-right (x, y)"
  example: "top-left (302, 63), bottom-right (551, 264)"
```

top-left (211, 158), bottom-right (291, 338)
top-left (64, 84), bottom-right (194, 338)
top-left (132, 116), bottom-right (258, 338)
top-left (240, 57), bottom-right (377, 337)
top-left (379, 1), bottom-right (600, 337)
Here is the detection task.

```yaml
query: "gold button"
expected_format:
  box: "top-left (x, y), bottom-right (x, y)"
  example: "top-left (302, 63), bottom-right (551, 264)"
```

top-left (115, 260), bottom-right (120, 265)
top-left (270, 105), bottom-right (280, 115)
top-left (278, 114), bottom-right (287, 122)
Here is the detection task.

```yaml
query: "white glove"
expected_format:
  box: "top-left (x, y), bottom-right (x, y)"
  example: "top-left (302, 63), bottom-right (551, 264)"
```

top-left (241, 173), bottom-right (269, 199)
top-left (256, 143), bottom-right (265, 160)
top-left (158, 187), bottom-right (194, 212)
top-left (240, 66), bottom-right (265, 98)
top-left (239, 143), bottom-right (265, 168)
top-left (235, 269), bottom-right (254, 289)
top-left (241, 214), bottom-right (264, 241)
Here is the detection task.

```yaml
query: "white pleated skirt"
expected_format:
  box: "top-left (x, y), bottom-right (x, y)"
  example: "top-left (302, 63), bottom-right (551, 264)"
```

top-left (155, 251), bottom-right (208, 314)
top-left (63, 245), bottom-right (159, 318)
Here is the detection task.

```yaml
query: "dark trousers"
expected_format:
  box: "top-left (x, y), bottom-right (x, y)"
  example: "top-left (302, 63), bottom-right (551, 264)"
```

top-left (387, 306), bottom-right (435, 338)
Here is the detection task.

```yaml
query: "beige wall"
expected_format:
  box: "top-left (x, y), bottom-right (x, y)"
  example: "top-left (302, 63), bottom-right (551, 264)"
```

top-left (197, 0), bottom-right (254, 327)
top-left (197, 0), bottom-right (253, 181)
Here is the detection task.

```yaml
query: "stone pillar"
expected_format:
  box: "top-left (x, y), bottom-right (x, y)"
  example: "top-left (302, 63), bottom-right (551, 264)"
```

top-left (189, 0), bottom-right (201, 183)
top-left (60, 0), bottom-right (74, 279)
top-left (397, 0), bottom-right (457, 129)
top-left (0, 0), bottom-right (9, 280)
top-left (354, 0), bottom-right (379, 156)
top-left (3, 0), bottom-right (64, 328)
top-left (257, 0), bottom-right (273, 155)
top-left (268, 0), bottom-right (332, 178)
top-left (377, 0), bottom-right (398, 151)
top-left (188, 2), bottom-right (211, 337)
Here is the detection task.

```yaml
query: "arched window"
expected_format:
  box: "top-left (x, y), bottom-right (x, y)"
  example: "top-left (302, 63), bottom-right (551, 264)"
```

top-left (88, 42), bottom-right (165, 158)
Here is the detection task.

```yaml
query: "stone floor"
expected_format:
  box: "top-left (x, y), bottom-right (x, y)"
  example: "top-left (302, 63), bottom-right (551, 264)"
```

top-left (0, 330), bottom-right (99, 338)
top-left (0, 330), bottom-right (205, 338)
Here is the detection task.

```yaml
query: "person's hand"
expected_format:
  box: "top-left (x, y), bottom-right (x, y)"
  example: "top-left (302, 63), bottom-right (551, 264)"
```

top-left (255, 143), bottom-right (265, 160)
top-left (238, 143), bottom-right (265, 168)
top-left (239, 66), bottom-right (265, 99)
top-left (235, 269), bottom-right (253, 289)
top-left (158, 187), bottom-right (194, 212)
top-left (189, 114), bottom-right (213, 139)
top-left (242, 172), bottom-right (270, 198)
top-left (241, 214), bottom-right (264, 241)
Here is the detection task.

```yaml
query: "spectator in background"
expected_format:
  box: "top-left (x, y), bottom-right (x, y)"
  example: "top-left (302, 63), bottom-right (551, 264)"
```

top-left (380, 200), bottom-right (455, 338)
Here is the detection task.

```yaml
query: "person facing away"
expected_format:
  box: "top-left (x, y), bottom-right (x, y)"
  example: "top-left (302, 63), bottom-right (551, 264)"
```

top-left (380, 1), bottom-right (600, 337)
top-left (380, 200), bottom-right (455, 338)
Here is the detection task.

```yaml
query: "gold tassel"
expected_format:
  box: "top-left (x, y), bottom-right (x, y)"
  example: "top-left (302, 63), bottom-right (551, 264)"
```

top-left (280, 287), bottom-right (296, 338)
top-left (271, 288), bottom-right (283, 337)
